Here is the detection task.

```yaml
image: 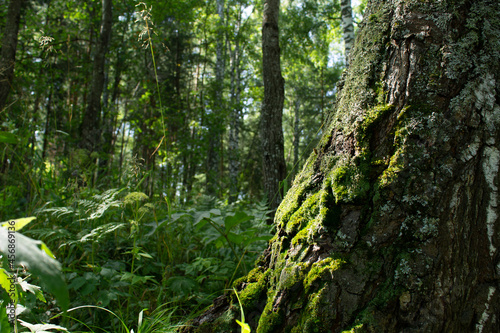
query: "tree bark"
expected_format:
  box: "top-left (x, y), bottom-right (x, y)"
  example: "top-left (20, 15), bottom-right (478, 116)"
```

top-left (180, 0), bottom-right (500, 332)
top-left (228, 12), bottom-right (243, 203)
top-left (291, 97), bottom-right (300, 182)
top-left (79, 0), bottom-right (112, 152)
top-left (206, 0), bottom-right (226, 197)
top-left (261, 0), bottom-right (286, 215)
top-left (340, 0), bottom-right (355, 66)
top-left (0, 0), bottom-right (24, 114)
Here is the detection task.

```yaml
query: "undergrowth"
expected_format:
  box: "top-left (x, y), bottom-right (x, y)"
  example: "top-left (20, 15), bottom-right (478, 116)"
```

top-left (1, 186), bottom-right (271, 332)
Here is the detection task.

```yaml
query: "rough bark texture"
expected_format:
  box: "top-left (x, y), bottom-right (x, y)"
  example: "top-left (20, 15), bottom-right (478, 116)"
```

top-left (180, 0), bottom-right (500, 332)
top-left (79, 0), bottom-right (112, 152)
top-left (261, 0), bottom-right (287, 214)
top-left (340, 0), bottom-right (355, 66)
top-left (0, 0), bottom-right (24, 113)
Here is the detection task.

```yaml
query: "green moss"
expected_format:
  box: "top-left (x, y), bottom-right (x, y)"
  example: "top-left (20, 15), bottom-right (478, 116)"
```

top-left (197, 306), bottom-right (238, 332)
top-left (291, 220), bottom-right (314, 246)
top-left (276, 175), bottom-right (310, 230)
top-left (293, 286), bottom-right (334, 332)
top-left (257, 300), bottom-right (284, 333)
top-left (279, 262), bottom-right (308, 291)
top-left (238, 268), bottom-right (270, 310)
top-left (342, 324), bottom-right (364, 332)
top-left (357, 104), bottom-right (395, 144)
top-left (328, 155), bottom-right (371, 204)
top-left (284, 191), bottom-right (321, 236)
top-left (303, 257), bottom-right (345, 293)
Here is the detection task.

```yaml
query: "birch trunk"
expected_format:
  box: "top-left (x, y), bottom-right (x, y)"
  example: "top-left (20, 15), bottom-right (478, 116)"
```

top-left (340, 0), bottom-right (355, 66)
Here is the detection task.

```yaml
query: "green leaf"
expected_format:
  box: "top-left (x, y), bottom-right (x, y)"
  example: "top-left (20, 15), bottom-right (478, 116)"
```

top-left (166, 276), bottom-right (198, 295)
top-left (245, 235), bottom-right (273, 246)
top-left (236, 320), bottom-right (251, 333)
top-left (0, 228), bottom-right (69, 310)
top-left (120, 272), bottom-right (157, 285)
top-left (0, 132), bottom-right (18, 144)
top-left (0, 269), bottom-right (11, 296)
top-left (1, 217), bottom-right (36, 232)
top-left (0, 301), bottom-right (11, 333)
top-left (227, 232), bottom-right (245, 245)
top-left (224, 211), bottom-right (252, 232)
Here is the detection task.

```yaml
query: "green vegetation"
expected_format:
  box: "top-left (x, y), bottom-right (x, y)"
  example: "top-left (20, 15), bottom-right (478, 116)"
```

top-left (0, 0), bottom-right (368, 331)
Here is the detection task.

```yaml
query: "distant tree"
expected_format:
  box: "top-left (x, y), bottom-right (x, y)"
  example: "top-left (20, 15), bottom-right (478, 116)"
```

top-left (206, 0), bottom-right (227, 197)
top-left (79, 0), bottom-right (113, 153)
top-left (340, 0), bottom-right (354, 65)
top-left (261, 0), bottom-right (286, 215)
top-left (0, 0), bottom-right (24, 113)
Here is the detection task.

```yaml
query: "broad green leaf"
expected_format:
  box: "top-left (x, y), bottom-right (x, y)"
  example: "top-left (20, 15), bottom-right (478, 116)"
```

top-left (194, 211), bottom-right (211, 225)
top-left (224, 211), bottom-right (252, 232)
top-left (18, 319), bottom-right (69, 332)
top-left (0, 269), bottom-right (15, 302)
top-left (227, 232), bottom-right (245, 245)
top-left (1, 217), bottom-right (36, 232)
top-left (0, 228), bottom-right (69, 310)
top-left (0, 132), bottom-right (18, 144)
top-left (245, 235), bottom-right (273, 247)
top-left (165, 276), bottom-right (198, 295)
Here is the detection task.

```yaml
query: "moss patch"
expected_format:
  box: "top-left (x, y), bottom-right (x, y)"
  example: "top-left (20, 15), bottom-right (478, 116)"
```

top-left (303, 257), bottom-right (345, 293)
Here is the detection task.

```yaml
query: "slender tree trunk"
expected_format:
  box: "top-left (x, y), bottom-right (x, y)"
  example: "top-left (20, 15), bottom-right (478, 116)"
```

top-left (340, 0), bottom-right (354, 66)
top-left (261, 0), bottom-right (286, 215)
top-left (0, 0), bottom-right (24, 114)
top-left (180, 1), bottom-right (500, 332)
top-left (206, 0), bottom-right (226, 197)
top-left (42, 89), bottom-right (53, 161)
top-left (291, 97), bottom-right (300, 181)
top-left (79, 0), bottom-right (112, 152)
top-left (228, 16), bottom-right (242, 203)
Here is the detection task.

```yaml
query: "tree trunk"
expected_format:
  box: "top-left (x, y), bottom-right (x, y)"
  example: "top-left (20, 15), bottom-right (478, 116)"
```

top-left (79, 0), bottom-right (112, 152)
top-left (261, 0), bottom-right (286, 215)
top-left (291, 97), bottom-right (300, 182)
top-left (0, 0), bottom-right (24, 113)
top-left (228, 15), bottom-right (243, 203)
top-left (180, 0), bottom-right (500, 332)
top-left (340, 0), bottom-right (354, 66)
top-left (206, 0), bottom-right (226, 197)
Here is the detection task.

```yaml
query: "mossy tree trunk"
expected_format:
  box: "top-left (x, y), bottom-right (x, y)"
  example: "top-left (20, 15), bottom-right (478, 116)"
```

top-left (181, 0), bottom-right (500, 332)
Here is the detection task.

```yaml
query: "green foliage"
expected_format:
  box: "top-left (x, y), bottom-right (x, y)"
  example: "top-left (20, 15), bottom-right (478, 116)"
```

top-left (0, 0), bottom-right (353, 330)
top-left (22, 187), bottom-right (272, 331)
top-left (0, 218), bottom-right (69, 311)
